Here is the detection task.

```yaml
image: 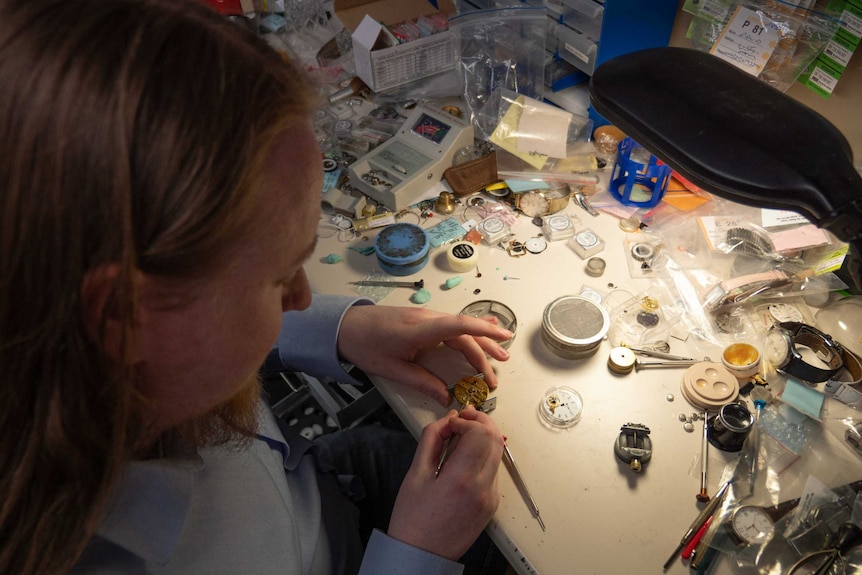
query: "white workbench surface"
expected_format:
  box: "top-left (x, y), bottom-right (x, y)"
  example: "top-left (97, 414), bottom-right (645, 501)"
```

top-left (306, 190), bottom-right (861, 575)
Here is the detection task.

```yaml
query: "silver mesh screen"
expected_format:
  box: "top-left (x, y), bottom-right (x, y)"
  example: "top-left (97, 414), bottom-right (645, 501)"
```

top-left (547, 298), bottom-right (605, 343)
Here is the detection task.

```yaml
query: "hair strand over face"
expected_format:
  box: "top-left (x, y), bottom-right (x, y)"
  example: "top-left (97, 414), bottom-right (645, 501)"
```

top-left (0, 1), bottom-right (318, 573)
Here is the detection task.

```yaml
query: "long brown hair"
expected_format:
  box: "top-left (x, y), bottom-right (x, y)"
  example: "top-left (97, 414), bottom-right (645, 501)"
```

top-left (0, 1), bottom-right (317, 573)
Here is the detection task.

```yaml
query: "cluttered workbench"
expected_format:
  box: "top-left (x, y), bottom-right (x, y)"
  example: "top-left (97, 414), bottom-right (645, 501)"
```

top-left (221, 0), bottom-right (862, 572)
top-left (308, 139), bottom-right (862, 574)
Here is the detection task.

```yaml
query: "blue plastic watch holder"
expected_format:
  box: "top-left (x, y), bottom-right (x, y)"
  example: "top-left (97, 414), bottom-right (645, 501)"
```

top-left (375, 222), bottom-right (430, 276)
top-left (609, 137), bottom-right (671, 208)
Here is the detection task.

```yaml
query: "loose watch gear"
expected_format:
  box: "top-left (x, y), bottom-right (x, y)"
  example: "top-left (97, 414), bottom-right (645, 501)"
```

top-left (511, 182), bottom-right (572, 217)
top-left (764, 321), bottom-right (844, 384)
top-left (452, 374), bottom-right (489, 409)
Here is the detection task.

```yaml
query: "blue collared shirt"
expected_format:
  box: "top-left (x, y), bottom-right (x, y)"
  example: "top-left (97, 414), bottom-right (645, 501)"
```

top-left (71, 294), bottom-right (463, 575)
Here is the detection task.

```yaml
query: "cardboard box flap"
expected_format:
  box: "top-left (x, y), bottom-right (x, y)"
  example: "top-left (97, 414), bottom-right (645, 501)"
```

top-left (353, 15), bottom-right (396, 51)
top-left (334, 0), bottom-right (454, 32)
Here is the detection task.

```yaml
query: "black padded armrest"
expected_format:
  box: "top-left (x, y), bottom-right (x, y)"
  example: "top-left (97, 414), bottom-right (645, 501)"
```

top-left (589, 47), bottom-right (862, 244)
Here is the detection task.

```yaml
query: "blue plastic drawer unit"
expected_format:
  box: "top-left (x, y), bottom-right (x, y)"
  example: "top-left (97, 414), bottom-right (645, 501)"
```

top-left (555, 0), bottom-right (677, 77)
top-left (375, 223), bottom-right (431, 276)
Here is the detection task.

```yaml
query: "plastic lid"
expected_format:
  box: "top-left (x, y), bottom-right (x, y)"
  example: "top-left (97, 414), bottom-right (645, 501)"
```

top-left (375, 223), bottom-right (429, 265)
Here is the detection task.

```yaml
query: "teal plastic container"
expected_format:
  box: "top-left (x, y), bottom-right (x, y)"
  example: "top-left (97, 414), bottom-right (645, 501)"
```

top-left (374, 223), bottom-right (430, 276)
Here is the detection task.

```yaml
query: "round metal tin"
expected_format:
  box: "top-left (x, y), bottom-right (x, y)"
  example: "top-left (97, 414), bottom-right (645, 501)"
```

top-left (374, 223), bottom-right (430, 276)
top-left (542, 295), bottom-right (610, 359)
top-left (459, 300), bottom-right (517, 349)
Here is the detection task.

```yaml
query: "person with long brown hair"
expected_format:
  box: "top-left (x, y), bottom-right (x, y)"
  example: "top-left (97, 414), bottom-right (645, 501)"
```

top-left (0, 1), bottom-right (513, 574)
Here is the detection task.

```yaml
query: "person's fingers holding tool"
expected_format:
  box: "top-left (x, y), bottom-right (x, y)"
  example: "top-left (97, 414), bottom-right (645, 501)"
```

top-left (387, 406), bottom-right (503, 560)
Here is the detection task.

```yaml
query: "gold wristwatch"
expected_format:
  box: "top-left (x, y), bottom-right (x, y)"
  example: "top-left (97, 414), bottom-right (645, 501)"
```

top-left (511, 182), bottom-right (572, 217)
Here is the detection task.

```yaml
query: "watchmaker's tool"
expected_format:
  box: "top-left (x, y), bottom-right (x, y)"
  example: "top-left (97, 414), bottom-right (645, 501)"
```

top-left (697, 413), bottom-right (710, 503)
top-left (614, 423), bottom-right (652, 472)
top-left (635, 357), bottom-right (701, 370)
top-left (573, 187), bottom-right (599, 216)
top-left (680, 362), bottom-right (740, 411)
top-left (435, 374), bottom-right (489, 477)
top-left (746, 386), bottom-right (773, 495)
top-left (350, 279), bottom-right (425, 289)
top-left (347, 105), bottom-right (474, 211)
top-left (502, 437), bottom-right (546, 532)
top-left (622, 342), bottom-right (696, 361)
top-left (681, 515), bottom-right (713, 560)
top-left (707, 402), bottom-right (754, 452)
top-left (787, 521), bottom-right (862, 575)
top-left (663, 480), bottom-right (731, 570)
top-left (608, 346), bottom-right (637, 374)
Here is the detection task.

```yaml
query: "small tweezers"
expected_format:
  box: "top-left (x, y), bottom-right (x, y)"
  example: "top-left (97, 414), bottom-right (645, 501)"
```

top-left (503, 439), bottom-right (546, 531)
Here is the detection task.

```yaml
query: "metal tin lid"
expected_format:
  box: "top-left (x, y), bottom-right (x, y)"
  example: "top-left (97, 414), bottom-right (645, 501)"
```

top-left (375, 223), bottom-right (430, 266)
top-left (459, 300), bottom-right (517, 349)
top-left (542, 295), bottom-right (609, 358)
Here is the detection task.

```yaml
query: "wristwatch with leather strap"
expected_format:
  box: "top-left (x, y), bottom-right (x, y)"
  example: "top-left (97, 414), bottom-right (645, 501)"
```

top-left (764, 321), bottom-right (844, 384)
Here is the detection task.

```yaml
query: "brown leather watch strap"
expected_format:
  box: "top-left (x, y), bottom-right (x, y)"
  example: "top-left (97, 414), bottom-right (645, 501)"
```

top-left (443, 151), bottom-right (499, 197)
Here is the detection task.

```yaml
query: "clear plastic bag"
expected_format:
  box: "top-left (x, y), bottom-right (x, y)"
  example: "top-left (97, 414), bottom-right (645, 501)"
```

top-left (687, 0), bottom-right (842, 92)
top-left (449, 7), bottom-right (548, 134)
top-left (701, 405), bottom-right (862, 574)
top-left (483, 89), bottom-right (598, 185)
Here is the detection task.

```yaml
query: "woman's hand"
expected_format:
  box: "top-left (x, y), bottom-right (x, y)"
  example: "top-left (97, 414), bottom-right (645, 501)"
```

top-left (387, 406), bottom-right (503, 560)
top-left (336, 306), bottom-right (512, 406)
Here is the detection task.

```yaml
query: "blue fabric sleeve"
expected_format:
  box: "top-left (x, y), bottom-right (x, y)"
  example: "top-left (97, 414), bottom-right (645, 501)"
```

top-left (359, 529), bottom-right (464, 575)
top-left (268, 293), bottom-right (373, 384)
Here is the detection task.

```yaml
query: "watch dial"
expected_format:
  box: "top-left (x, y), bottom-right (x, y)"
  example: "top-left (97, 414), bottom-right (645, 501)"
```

top-left (539, 386), bottom-right (583, 428)
top-left (517, 192), bottom-right (550, 217)
top-left (525, 237), bottom-right (547, 254)
top-left (731, 506), bottom-right (774, 544)
top-left (767, 303), bottom-right (804, 324)
top-left (764, 328), bottom-right (791, 369)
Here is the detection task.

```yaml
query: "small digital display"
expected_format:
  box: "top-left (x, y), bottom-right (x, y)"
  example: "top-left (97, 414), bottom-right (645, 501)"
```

top-left (411, 113), bottom-right (451, 144)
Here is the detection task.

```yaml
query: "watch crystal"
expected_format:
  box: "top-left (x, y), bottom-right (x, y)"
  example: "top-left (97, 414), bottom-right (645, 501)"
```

top-left (764, 328), bottom-right (791, 369)
top-left (517, 191), bottom-right (551, 217)
top-left (539, 386), bottom-right (583, 428)
top-left (731, 506), bottom-right (774, 544)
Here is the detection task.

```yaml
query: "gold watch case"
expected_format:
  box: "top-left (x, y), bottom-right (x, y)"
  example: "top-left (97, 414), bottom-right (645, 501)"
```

top-left (513, 182), bottom-right (572, 217)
